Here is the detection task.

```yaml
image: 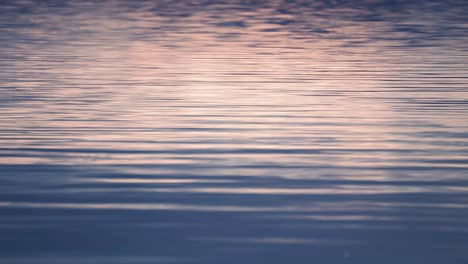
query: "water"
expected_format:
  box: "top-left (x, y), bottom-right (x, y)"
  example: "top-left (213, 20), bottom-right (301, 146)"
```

top-left (1, 0), bottom-right (468, 263)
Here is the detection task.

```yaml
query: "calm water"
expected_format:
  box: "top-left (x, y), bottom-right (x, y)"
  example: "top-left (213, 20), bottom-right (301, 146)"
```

top-left (1, 0), bottom-right (468, 263)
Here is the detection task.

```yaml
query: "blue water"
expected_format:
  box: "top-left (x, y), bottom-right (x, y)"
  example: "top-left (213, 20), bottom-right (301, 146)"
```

top-left (1, 0), bottom-right (468, 263)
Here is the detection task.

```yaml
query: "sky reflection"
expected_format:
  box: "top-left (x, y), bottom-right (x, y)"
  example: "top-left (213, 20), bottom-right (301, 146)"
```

top-left (1, 0), bottom-right (468, 263)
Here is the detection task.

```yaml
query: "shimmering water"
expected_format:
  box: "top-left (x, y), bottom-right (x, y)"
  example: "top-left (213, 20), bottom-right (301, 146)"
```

top-left (1, 0), bottom-right (468, 263)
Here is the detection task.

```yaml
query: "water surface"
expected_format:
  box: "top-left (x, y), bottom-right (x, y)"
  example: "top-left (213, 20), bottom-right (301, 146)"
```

top-left (1, 0), bottom-right (468, 263)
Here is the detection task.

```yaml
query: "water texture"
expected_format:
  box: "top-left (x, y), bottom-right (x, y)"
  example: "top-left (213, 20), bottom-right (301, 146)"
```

top-left (1, 0), bottom-right (468, 263)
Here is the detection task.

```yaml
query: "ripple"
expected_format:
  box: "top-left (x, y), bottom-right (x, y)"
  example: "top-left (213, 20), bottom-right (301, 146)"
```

top-left (1, 0), bottom-right (468, 263)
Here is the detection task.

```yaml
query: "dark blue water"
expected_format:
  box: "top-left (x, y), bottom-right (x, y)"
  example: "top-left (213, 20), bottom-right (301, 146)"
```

top-left (1, 0), bottom-right (468, 263)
